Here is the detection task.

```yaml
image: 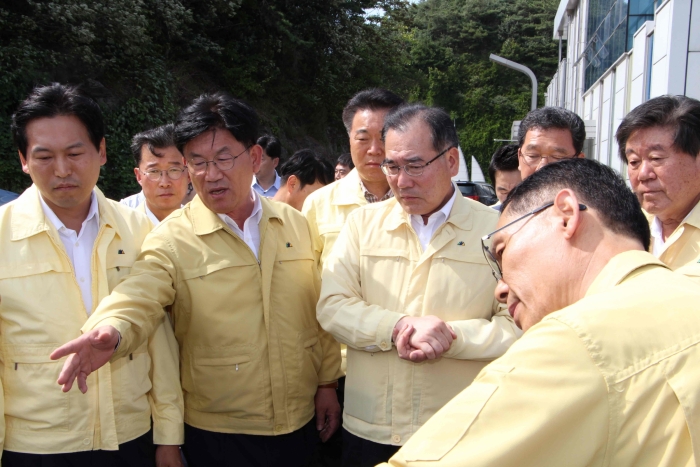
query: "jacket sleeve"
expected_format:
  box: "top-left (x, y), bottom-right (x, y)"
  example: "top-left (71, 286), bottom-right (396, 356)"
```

top-left (83, 231), bottom-right (177, 360)
top-left (442, 300), bottom-right (522, 360)
top-left (380, 320), bottom-right (609, 467)
top-left (317, 215), bottom-right (405, 351)
top-left (147, 316), bottom-right (184, 446)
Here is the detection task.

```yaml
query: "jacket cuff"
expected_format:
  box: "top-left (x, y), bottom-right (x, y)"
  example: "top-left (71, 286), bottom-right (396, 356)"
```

top-left (153, 420), bottom-right (185, 446)
top-left (377, 312), bottom-right (406, 351)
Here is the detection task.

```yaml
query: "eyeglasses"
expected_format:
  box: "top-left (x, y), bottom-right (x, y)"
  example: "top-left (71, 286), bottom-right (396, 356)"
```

top-left (520, 152), bottom-right (579, 167)
top-left (139, 167), bottom-right (187, 182)
top-left (480, 201), bottom-right (588, 281)
top-left (187, 146), bottom-right (251, 175)
top-left (381, 146), bottom-right (455, 177)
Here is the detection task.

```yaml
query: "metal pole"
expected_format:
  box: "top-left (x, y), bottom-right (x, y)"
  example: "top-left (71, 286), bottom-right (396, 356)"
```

top-left (489, 54), bottom-right (538, 111)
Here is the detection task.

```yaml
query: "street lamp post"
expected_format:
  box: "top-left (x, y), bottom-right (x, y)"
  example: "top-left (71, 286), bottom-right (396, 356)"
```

top-left (489, 54), bottom-right (538, 111)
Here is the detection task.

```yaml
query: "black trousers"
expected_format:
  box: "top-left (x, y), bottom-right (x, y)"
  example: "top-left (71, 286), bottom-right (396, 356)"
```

top-left (342, 429), bottom-right (400, 467)
top-left (183, 419), bottom-right (318, 467)
top-left (2, 429), bottom-right (155, 467)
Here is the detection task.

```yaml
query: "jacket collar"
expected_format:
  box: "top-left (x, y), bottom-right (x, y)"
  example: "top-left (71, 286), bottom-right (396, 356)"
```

top-left (585, 250), bottom-right (668, 297)
top-left (11, 185), bottom-right (118, 241)
top-left (190, 191), bottom-right (283, 237)
top-left (384, 186), bottom-right (474, 232)
top-left (331, 169), bottom-right (369, 207)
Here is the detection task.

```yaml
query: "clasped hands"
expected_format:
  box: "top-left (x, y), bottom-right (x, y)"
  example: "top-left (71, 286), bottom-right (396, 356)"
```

top-left (392, 316), bottom-right (457, 363)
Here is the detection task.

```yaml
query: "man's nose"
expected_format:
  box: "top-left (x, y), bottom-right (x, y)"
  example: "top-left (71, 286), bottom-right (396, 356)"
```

top-left (637, 160), bottom-right (657, 181)
top-left (494, 279), bottom-right (509, 304)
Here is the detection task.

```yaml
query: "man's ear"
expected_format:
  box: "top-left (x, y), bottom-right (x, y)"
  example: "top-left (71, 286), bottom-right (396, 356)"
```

top-left (446, 147), bottom-right (460, 177)
top-left (19, 150), bottom-right (29, 174)
top-left (272, 157), bottom-right (279, 170)
top-left (552, 188), bottom-right (584, 239)
top-left (287, 174), bottom-right (299, 193)
top-left (98, 138), bottom-right (107, 166)
top-left (577, 152), bottom-right (585, 159)
top-left (249, 144), bottom-right (263, 172)
top-left (134, 167), bottom-right (145, 187)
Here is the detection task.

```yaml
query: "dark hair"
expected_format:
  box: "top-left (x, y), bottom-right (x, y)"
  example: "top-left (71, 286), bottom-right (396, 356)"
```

top-left (257, 135), bottom-right (282, 160)
top-left (279, 149), bottom-right (334, 188)
top-left (175, 92), bottom-right (258, 153)
top-left (382, 104), bottom-right (458, 152)
top-left (518, 107), bottom-right (586, 155)
top-left (336, 152), bottom-right (354, 169)
top-left (131, 123), bottom-right (178, 166)
top-left (616, 95), bottom-right (700, 162)
top-left (11, 83), bottom-right (104, 157)
top-left (341, 88), bottom-right (404, 133)
top-left (488, 144), bottom-right (519, 182)
top-left (501, 158), bottom-right (650, 250)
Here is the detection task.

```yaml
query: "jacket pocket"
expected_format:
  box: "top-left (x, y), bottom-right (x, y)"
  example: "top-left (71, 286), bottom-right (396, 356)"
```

top-left (289, 328), bottom-right (322, 403)
top-left (344, 348), bottom-right (390, 425)
top-left (2, 345), bottom-right (71, 431)
top-left (188, 345), bottom-right (267, 419)
top-left (112, 340), bottom-right (151, 416)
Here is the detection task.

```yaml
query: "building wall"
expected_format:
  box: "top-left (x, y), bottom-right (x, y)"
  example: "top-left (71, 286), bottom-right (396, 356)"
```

top-left (547, 0), bottom-right (700, 179)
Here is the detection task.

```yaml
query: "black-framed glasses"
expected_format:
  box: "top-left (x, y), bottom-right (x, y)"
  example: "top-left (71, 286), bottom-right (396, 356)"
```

top-left (380, 146), bottom-right (455, 177)
top-left (480, 201), bottom-right (588, 281)
top-left (139, 167), bottom-right (187, 181)
top-left (187, 146), bottom-right (251, 175)
top-left (519, 152), bottom-right (579, 167)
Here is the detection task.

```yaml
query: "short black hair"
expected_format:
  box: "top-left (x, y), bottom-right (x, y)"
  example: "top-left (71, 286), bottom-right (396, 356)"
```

top-left (616, 95), bottom-right (700, 162)
top-left (488, 144), bottom-right (519, 182)
top-left (11, 83), bottom-right (104, 157)
top-left (382, 104), bottom-right (458, 152)
top-left (257, 135), bottom-right (282, 160)
top-left (175, 92), bottom-right (258, 153)
top-left (131, 123), bottom-right (178, 166)
top-left (279, 149), bottom-right (334, 188)
top-left (502, 158), bottom-right (650, 250)
top-left (342, 88), bottom-right (404, 133)
top-left (336, 152), bottom-right (354, 169)
top-left (518, 107), bottom-right (586, 155)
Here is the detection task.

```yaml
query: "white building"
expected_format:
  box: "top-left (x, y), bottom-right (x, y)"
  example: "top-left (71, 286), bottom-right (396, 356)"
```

top-left (544, 0), bottom-right (700, 176)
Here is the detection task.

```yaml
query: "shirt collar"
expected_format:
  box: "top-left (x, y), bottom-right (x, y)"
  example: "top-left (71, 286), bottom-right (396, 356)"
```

top-left (252, 171), bottom-right (281, 191)
top-left (218, 189), bottom-right (263, 230)
top-left (410, 186), bottom-right (456, 229)
top-left (360, 179), bottom-right (393, 204)
top-left (649, 202), bottom-right (698, 255)
top-left (332, 168), bottom-right (368, 206)
top-left (385, 184), bottom-right (475, 232)
top-left (39, 190), bottom-right (99, 234)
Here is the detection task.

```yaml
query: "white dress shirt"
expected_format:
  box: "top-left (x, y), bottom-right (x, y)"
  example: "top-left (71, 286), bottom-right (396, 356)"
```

top-left (410, 188), bottom-right (457, 251)
top-left (40, 191), bottom-right (100, 314)
top-left (218, 189), bottom-right (263, 260)
top-left (119, 190), bottom-right (145, 208)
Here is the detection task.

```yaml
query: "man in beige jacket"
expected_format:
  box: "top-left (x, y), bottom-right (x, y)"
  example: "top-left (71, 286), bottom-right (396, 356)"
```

top-left (51, 92), bottom-right (342, 467)
top-left (382, 158), bottom-right (700, 467)
top-left (317, 104), bottom-right (520, 466)
top-left (616, 95), bottom-right (700, 277)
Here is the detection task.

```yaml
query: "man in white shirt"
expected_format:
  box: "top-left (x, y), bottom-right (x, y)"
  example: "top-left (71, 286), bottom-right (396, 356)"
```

top-left (252, 135), bottom-right (282, 197)
top-left (316, 104), bottom-right (519, 467)
top-left (615, 95), bottom-right (700, 271)
top-left (129, 124), bottom-right (189, 224)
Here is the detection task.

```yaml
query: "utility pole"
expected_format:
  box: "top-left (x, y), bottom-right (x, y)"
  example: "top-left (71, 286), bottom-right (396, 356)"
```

top-left (489, 54), bottom-right (538, 111)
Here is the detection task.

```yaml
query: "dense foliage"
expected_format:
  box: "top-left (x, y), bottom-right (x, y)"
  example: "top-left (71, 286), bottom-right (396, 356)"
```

top-left (0, 0), bottom-right (558, 198)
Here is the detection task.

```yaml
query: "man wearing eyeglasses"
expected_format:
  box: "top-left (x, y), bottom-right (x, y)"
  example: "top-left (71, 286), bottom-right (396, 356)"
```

top-left (129, 124), bottom-right (189, 224)
top-left (517, 107), bottom-right (586, 180)
top-left (317, 104), bottom-right (520, 467)
top-left (50, 93), bottom-right (343, 467)
top-left (380, 158), bottom-right (700, 467)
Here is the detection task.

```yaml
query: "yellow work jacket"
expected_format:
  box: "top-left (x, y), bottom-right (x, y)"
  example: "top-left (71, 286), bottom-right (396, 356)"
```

top-left (318, 194), bottom-right (520, 446)
top-left (302, 168), bottom-right (368, 270)
top-left (0, 185), bottom-right (183, 455)
top-left (84, 195), bottom-right (342, 436)
top-left (647, 200), bottom-right (700, 277)
top-left (381, 251), bottom-right (700, 467)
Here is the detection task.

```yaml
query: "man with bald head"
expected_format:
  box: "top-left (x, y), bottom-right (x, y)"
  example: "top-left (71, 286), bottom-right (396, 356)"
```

top-left (380, 158), bottom-right (700, 467)
top-left (318, 104), bottom-right (519, 467)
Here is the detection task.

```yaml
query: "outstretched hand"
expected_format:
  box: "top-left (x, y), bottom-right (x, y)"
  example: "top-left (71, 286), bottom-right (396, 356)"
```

top-left (50, 325), bottom-right (120, 393)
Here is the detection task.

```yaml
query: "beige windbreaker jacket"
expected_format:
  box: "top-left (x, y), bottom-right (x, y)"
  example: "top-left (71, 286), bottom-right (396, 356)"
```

top-left (381, 251), bottom-right (700, 467)
top-left (84, 195), bottom-right (342, 436)
top-left (318, 194), bottom-right (521, 446)
top-left (0, 185), bottom-right (183, 454)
